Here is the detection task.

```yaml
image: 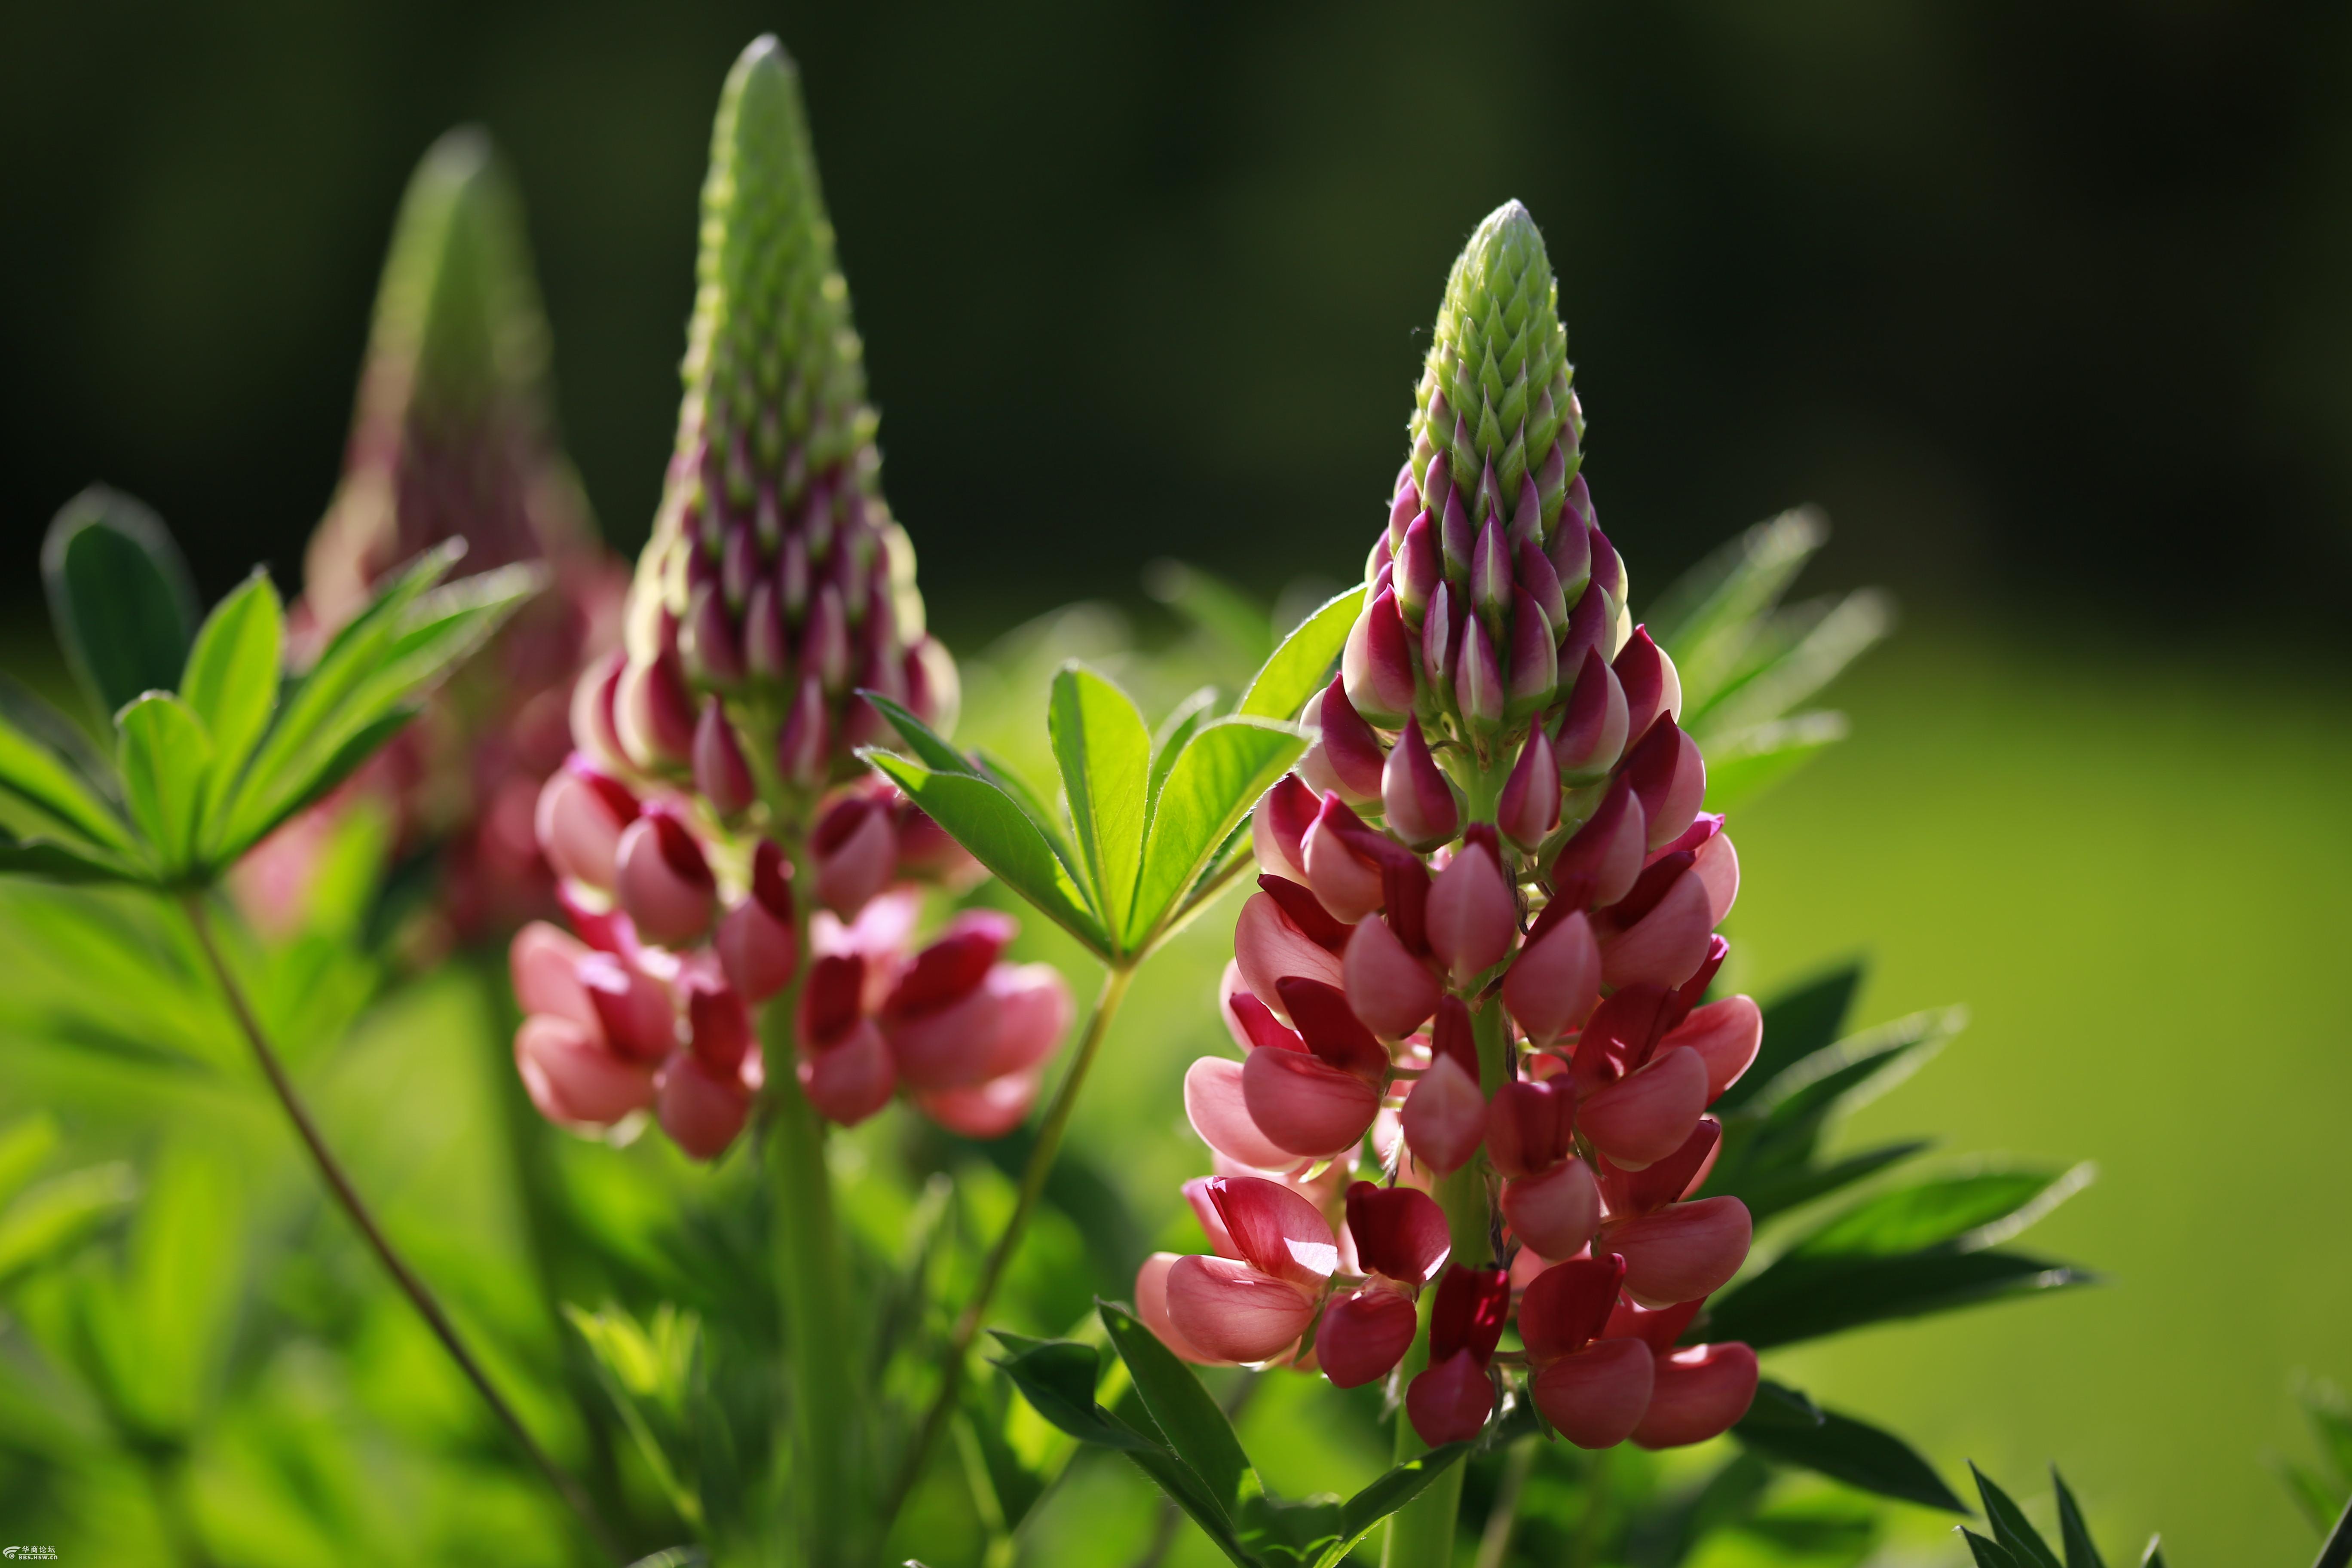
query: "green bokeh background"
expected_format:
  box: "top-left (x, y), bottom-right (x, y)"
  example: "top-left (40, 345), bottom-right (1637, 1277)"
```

top-left (3, 2), bottom-right (2350, 1562)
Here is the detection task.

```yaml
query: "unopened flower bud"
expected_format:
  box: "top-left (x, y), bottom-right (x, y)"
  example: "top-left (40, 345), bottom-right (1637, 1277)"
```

top-left (1297, 677), bottom-right (1386, 805)
top-left (1251, 774), bottom-right (1318, 885)
top-left (1502, 1157), bottom-right (1602, 1259)
top-left (1382, 719), bottom-right (1459, 849)
top-left (1400, 1052), bottom-right (1484, 1174)
top-left (683, 971), bottom-right (753, 1075)
top-left (536, 756), bottom-right (640, 891)
top-left (1623, 717), bottom-right (1706, 852)
top-left (799, 1018), bottom-right (896, 1127)
top-left (1516, 538), bottom-right (1566, 634)
top-left (684, 582), bottom-right (747, 686)
top-left (1553, 774), bottom-right (1646, 909)
top-left (1549, 501), bottom-right (1592, 606)
top-left (1496, 727), bottom-right (1560, 851)
top-left (776, 674), bottom-right (832, 791)
top-left (658, 1050), bottom-right (752, 1159)
top-left (1533, 1338), bottom-right (1654, 1450)
top-left (1486, 1078), bottom-right (1578, 1179)
top-left (617, 646), bottom-right (698, 770)
top-left (1602, 1194), bottom-right (1751, 1308)
top-left (1425, 836), bottom-right (1515, 984)
top-left (717, 839), bottom-right (799, 1002)
top-left (1579, 1045), bottom-right (1707, 1169)
top-left (1454, 616), bottom-right (1506, 734)
top-left (1471, 516), bottom-right (1511, 624)
top-left (1440, 489), bottom-right (1474, 584)
top-left (1501, 906), bottom-right (1599, 1046)
top-left (1302, 794), bottom-right (1385, 923)
top-left (1341, 914), bottom-right (1439, 1038)
top-left (1387, 477), bottom-right (1421, 554)
top-left (1504, 588), bottom-right (1559, 719)
top-left (1631, 1343), bottom-right (1758, 1449)
top-left (577, 949), bottom-right (677, 1062)
top-left (614, 806), bottom-right (718, 946)
top-left (1396, 513), bottom-right (1439, 630)
top-left (692, 698), bottom-right (756, 818)
top-left (1317, 1286), bottom-right (1419, 1388)
top-left (1553, 648), bottom-right (1629, 783)
top-left (1338, 587), bottom-right (1416, 729)
top-left (1614, 628), bottom-right (1682, 749)
top-left (570, 652), bottom-right (629, 771)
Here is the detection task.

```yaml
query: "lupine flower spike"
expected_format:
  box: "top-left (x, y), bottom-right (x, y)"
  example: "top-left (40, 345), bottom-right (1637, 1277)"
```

top-left (504, 40), bottom-right (1058, 1164)
top-left (1147, 200), bottom-right (1761, 1454)
top-left (236, 129), bottom-right (629, 949)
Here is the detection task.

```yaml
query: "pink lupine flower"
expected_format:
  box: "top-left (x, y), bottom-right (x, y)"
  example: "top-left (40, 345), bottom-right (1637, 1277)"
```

top-left (811, 790), bottom-right (900, 918)
top-left (1165, 1177), bottom-right (1339, 1363)
top-left (715, 839), bottom-right (799, 1003)
top-left (1145, 201), bottom-right (1773, 1460)
top-left (614, 804), bottom-right (719, 947)
top-left (536, 758), bottom-right (640, 892)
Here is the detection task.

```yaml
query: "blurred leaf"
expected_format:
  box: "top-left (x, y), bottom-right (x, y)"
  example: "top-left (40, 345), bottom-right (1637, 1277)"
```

top-left (0, 676), bottom-right (119, 802)
top-left (215, 548), bottom-right (537, 864)
top-left (1148, 560), bottom-right (1277, 668)
top-left (864, 751), bottom-right (1108, 956)
top-left (41, 486), bottom-right (199, 718)
top-left (2141, 1536), bottom-right (2170, 1568)
top-left (1702, 712), bottom-right (1850, 815)
top-left (1650, 508), bottom-right (1826, 711)
top-left (178, 568), bottom-right (285, 794)
top-left (1715, 1140), bottom-right (1933, 1227)
top-left (1963, 1530), bottom-right (2022, 1568)
top-left (1708, 1249), bottom-right (2093, 1350)
top-left (1049, 662), bottom-right (1153, 948)
top-left (956, 1375), bottom-right (1046, 1534)
top-left (1973, 1463), bottom-right (2063, 1568)
top-left (116, 691), bottom-right (214, 876)
top-left (1098, 1300), bottom-right (1256, 1516)
top-left (2282, 1460), bottom-right (2347, 1537)
top-left (1785, 1167), bottom-right (2091, 1262)
top-left (1332, 1443), bottom-right (1473, 1558)
top-left (1151, 686), bottom-right (1220, 804)
top-left (989, 1333), bottom-right (1152, 1453)
top-left (1733, 1384), bottom-right (1963, 1512)
top-left (0, 1163), bottom-right (136, 1287)
top-left (1236, 1492), bottom-right (1345, 1568)
top-left (2318, 1499), bottom-right (2352, 1568)
top-left (1691, 589), bottom-right (1893, 741)
top-left (2300, 1377), bottom-right (2352, 1488)
top-left (0, 1116), bottom-right (62, 1210)
top-left (1126, 717), bottom-right (1302, 950)
top-left (1711, 1005), bottom-right (1960, 1209)
top-left (0, 833), bottom-right (141, 884)
top-left (1715, 963), bottom-right (1864, 1113)
top-left (1236, 586), bottom-right (1363, 722)
top-left (0, 704), bottom-right (136, 858)
top-left (568, 1303), bottom-right (704, 1530)
top-left (865, 689), bottom-right (986, 776)
top-left (2054, 1468), bottom-right (2106, 1568)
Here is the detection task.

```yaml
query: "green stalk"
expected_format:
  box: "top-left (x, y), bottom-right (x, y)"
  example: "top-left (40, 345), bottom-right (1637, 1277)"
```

top-left (760, 996), bottom-right (860, 1568)
top-left (180, 895), bottom-right (620, 1563)
top-left (879, 962), bottom-right (1134, 1532)
top-left (1384, 1159), bottom-right (1490, 1568)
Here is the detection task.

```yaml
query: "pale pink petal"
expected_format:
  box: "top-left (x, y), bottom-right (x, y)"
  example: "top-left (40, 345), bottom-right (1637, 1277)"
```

top-left (1604, 1196), bottom-right (1752, 1308)
top-left (1164, 1254), bottom-right (1319, 1363)
top-left (1233, 893), bottom-right (1345, 1022)
top-left (1184, 1057), bottom-right (1297, 1170)
top-left (916, 1070), bottom-right (1040, 1139)
top-left (511, 922), bottom-right (597, 1030)
top-left (1664, 996), bottom-right (1762, 1103)
top-left (516, 1016), bottom-right (656, 1126)
top-left (1342, 916), bottom-right (1440, 1038)
top-left (1136, 1253), bottom-right (1227, 1364)
top-left (1241, 1047), bottom-right (1382, 1160)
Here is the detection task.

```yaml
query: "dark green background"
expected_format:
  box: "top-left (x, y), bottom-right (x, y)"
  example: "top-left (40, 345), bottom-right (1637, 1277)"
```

top-left (4, 0), bottom-right (2350, 632)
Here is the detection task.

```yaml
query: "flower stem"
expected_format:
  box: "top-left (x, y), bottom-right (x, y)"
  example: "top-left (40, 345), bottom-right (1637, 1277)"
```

top-left (179, 894), bottom-right (620, 1565)
top-left (1473, 1437), bottom-right (1536, 1568)
top-left (879, 961), bottom-right (1134, 1531)
top-left (763, 1021), bottom-right (858, 1567)
top-left (1384, 1158), bottom-right (1488, 1568)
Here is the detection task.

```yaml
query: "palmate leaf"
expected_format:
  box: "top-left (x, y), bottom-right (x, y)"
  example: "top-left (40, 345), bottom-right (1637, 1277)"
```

top-left (1648, 508), bottom-right (1828, 715)
top-left (1099, 1302), bottom-right (1256, 1515)
top-left (1049, 663), bottom-right (1153, 949)
top-left (1732, 1381), bottom-right (1965, 1512)
top-left (1124, 717), bottom-right (1302, 952)
top-left (865, 750), bottom-right (1109, 956)
top-left (116, 692), bottom-right (214, 879)
top-left (41, 486), bottom-right (199, 719)
top-left (1972, 1464), bottom-right (2063, 1568)
top-left (1235, 586), bottom-right (1363, 723)
top-left (177, 568), bottom-right (285, 796)
top-left (2054, 1467), bottom-right (2107, 1568)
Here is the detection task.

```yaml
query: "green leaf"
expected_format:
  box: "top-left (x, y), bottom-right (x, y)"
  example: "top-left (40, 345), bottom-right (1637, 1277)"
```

top-left (1709, 1249), bottom-right (2095, 1351)
top-left (0, 1162), bottom-right (137, 1287)
top-left (989, 1334), bottom-right (1154, 1453)
top-left (2139, 1535), bottom-right (2169, 1568)
top-left (1336, 1442), bottom-right (1473, 1546)
top-left (116, 692), bottom-right (214, 877)
top-left (1125, 716), bottom-right (1303, 949)
top-left (974, 746), bottom-right (1086, 872)
top-left (1734, 1385), bottom-right (1965, 1512)
top-left (1787, 1167), bottom-right (2091, 1262)
top-left (2054, 1468), bottom-right (2107, 1568)
top-left (862, 689), bottom-right (984, 776)
top-left (1236, 1493), bottom-right (1345, 1568)
top-left (2295, 1378), bottom-right (2352, 1492)
top-left (2315, 1500), bottom-right (2352, 1568)
top-left (1714, 1140), bottom-right (1933, 1226)
top-left (864, 751), bottom-right (1109, 956)
top-left (1050, 663), bottom-right (1154, 949)
top-left (178, 569), bottom-right (285, 793)
top-left (0, 707), bottom-right (135, 856)
top-left (1702, 711), bottom-right (1849, 814)
top-left (0, 1117), bottom-right (61, 1212)
top-left (0, 831), bottom-right (140, 885)
top-left (1973, 1463), bottom-right (2063, 1568)
top-left (1237, 587), bottom-right (1363, 722)
top-left (1687, 588), bottom-right (1893, 741)
top-left (1962, 1530), bottom-right (2022, 1568)
top-left (41, 486), bottom-right (199, 718)
top-left (1149, 560), bottom-right (1278, 668)
top-left (216, 554), bottom-right (537, 861)
top-left (1151, 686), bottom-right (1221, 805)
top-left (1099, 1300), bottom-right (1256, 1518)
top-left (1716, 962), bottom-right (1864, 1112)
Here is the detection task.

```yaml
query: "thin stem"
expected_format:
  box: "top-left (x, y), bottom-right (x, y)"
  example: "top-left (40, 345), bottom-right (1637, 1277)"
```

top-left (880, 962), bottom-right (1135, 1528)
top-left (1473, 1437), bottom-right (1536, 1568)
top-left (179, 895), bottom-right (620, 1565)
